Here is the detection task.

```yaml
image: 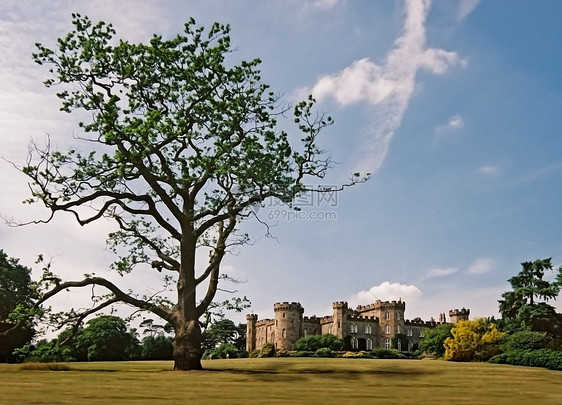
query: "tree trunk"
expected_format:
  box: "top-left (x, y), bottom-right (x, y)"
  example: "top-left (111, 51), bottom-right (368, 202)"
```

top-left (173, 319), bottom-right (203, 370)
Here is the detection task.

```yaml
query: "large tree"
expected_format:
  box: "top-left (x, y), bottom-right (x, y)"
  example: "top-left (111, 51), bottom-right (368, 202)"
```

top-left (15, 15), bottom-right (365, 370)
top-left (498, 258), bottom-right (562, 337)
top-left (0, 250), bottom-right (36, 362)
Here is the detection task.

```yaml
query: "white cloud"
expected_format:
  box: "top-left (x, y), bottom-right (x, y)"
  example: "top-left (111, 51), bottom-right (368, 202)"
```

top-left (435, 114), bottom-right (464, 133)
top-left (349, 281), bottom-right (423, 306)
top-left (478, 165), bottom-right (499, 175)
top-left (305, 0), bottom-right (465, 174)
top-left (425, 267), bottom-right (458, 278)
top-left (309, 0), bottom-right (340, 10)
top-left (456, 0), bottom-right (481, 21)
top-left (466, 257), bottom-right (495, 275)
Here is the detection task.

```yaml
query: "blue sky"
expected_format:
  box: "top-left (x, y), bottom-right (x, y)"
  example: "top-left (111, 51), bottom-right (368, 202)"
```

top-left (1, 0), bottom-right (562, 328)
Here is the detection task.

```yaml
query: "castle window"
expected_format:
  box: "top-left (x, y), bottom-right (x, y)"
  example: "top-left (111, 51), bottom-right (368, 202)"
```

top-left (304, 329), bottom-right (308, 336)
top-left (407, 328), bottom-right (413, 337)
top-left (351, 337), bottom-right (358, 349)
top-left (397, 339), bottom-right (402, 351)
top-left (351, 323), bottom-right (357, 333)
top-left (282, 328), bottom-right (286, 338)
top-left (385, 312), bottom-right (390, 320)
top-left (396, 312), bottom-right (401, 321)
top-left (408, 341), bottom-right (414, 351)
top-left (366, 338), bottom-right (373, 350)
top-left (365, 324), bottom-right (372, 334)
top-left (385, 324), bottom-right (390, 334)
top-left (397, 325), bottom-right (401, 334)
top-left (384, 338), bottom-right (391, 349)
top-left (419, 330), bottom-right (424, 338)
top-left (283, 312), bottom-right (286, 318)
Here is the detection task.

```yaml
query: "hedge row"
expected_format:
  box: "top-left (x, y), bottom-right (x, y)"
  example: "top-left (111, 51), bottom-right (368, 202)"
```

top-left (488, 349), bottom-right (562, 371)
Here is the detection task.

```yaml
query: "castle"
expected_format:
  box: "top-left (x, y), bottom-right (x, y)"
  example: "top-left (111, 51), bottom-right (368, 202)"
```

top-left (246, 300), bottom-right (470, 352)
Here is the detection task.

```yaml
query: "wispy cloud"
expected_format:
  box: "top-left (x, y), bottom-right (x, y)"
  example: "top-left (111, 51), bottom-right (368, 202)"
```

top-left (305, 0), bottom-right (465, 174)
top-left (308, 0), bottom-right (340, 10)
top-left (478, 165), bottom-right (500, 175)
top-left (425, 267), bottom-right (458, 278)
top-left (466, 257), bottom-right (496, 275)
top-left (456, 0), bottom-right (481, 21)
top-left (435, 114), bottom-right (464, 133)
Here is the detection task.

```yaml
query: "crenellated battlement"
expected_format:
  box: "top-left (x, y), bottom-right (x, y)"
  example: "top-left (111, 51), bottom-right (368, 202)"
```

top-left (274, 302), bottom-right (304, 313)
top-left (246, 314), bottom-right (258, 321)
top-left (332, 301), bottom-right (348, 309)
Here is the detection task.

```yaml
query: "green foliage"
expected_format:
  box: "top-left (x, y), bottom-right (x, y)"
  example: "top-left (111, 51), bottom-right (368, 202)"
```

top-left (202, 319), bottom-right (246, 352)
top-left (489, 349), bottom-right (562, 371)
top-left (444, 319), bottom-right (506, 362)
top-left (294, 334), bottom-right (343, 351)
top-left (502, 330), bottom-right (552, 352)
top-left (204, 343), bottom-right (239, 359)
top-left (78, 315), bottom-right (139, 361)
top-left (419, 323), bottom-right (453, 357)
top-left (371, 348), bottom-right (406, 359)
top-left (0, 251), bottom-right (37, 363)
top-left (313, 348), bottom-right (334, 358)
top-left (140, 335), bottom-right (173, 360)
top-left (249, 342), bottom-right (276, 358)
top-left (24, 13), bottom-right (365, 370)
top-left (499, 258), bottom-right (562, 337)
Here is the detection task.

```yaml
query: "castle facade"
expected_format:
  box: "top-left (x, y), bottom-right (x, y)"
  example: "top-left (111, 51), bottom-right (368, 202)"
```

top-left (246, 300), bottom-right (469, 352)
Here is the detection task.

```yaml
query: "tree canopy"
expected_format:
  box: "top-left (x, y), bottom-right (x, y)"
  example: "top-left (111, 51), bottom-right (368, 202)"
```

top-left (16, 14), bottom-right (366, 370)
top-left (0, 250), bottom-right (36, 362)
top-left (498, 258), bottom-right (562, 337)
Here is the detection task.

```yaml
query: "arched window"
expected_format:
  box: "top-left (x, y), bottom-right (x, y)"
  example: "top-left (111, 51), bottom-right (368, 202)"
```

top-left (396, 312), bottom-right (401, 321)
top-left (385, 324), bottom-right (390, 334)
top-left (365, 324), bottom-right (372, 334)
top-left (282, 328), bottom-right (286, 338)
top-left (351, 323), bottom-right (357, 333)
top-left (385, 312), bottom-right (390, 320)
top-left (397, 325), bottom-right (401, 334)
top-left (282, 312), bottom-right (286, 318)
top-left (304, 328), bottom-right (308, 336)
top-left (351, 337), bottom-right (358, 349)
top-left (384, 338), bottom-right (391, 349)
top-left (367, 338), bottom-right (373, 350)
top-left (407, 328), bottom-right (413, 337)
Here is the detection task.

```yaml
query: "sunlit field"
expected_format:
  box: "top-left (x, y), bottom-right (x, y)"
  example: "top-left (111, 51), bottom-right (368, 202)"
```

top-left (0, 358), bottom-right (560, 404)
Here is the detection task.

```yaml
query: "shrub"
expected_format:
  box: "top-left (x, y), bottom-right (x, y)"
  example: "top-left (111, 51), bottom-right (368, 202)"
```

top-left (444, 319), bottom-right (506, 362)
top-left (293, 351), bottom-right (311, 357)
top-left (295, 334), bottom-right (343, 351)
top-left (371, 348), bottom-right (405, 359)
top-left (502, 331), bottom-right (551, 352)
top-left (418, 324), bottom-right (453, 357)
top-left (342, 351), bottom-right (372, 358)
top-left (314, 348), bottom-right (333, 358)
top-left (489, 349), bottom-right (562, 371)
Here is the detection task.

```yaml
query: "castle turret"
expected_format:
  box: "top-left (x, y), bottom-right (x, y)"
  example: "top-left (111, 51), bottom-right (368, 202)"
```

top-left (449, 308), bottom-right (470, 324)
top-left (332, 301), bottom-right (349, 338)
top-left (246, 314), bottom-right (258, 352)
top-left (273, 302), bottom-right (304, 350)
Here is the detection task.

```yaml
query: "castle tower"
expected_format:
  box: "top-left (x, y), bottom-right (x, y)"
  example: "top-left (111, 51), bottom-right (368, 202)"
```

top-left (246, 314), bottom-right (258, 352)
top-left (372, 299), bottom-right (406, 348)
top-left (273, 302), bottom-right (304, 350)
top-left (449, 308), bottom-right (470, 324)
top-left (332, 301), bottom-right (348, 338)
top-left (438, 312), bottom-right (447, 323)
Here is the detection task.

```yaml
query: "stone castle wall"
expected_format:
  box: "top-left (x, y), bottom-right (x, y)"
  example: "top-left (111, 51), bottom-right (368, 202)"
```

top-left (247, 299), bottom-right (469, 352)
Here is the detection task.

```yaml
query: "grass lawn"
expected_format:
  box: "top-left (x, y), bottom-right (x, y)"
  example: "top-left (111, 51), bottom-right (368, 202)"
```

top-left (0, 358), bottom-right (560, 404)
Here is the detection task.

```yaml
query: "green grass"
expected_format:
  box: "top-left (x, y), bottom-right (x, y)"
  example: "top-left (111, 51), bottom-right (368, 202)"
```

top-left (0, 358), bottom-right (560, 404)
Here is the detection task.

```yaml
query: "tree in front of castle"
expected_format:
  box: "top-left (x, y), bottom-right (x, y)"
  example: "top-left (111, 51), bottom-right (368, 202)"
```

top-left (498, 258), bottom-right (562, 338)
top-left (15, 15), bottom-right (366, 370)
